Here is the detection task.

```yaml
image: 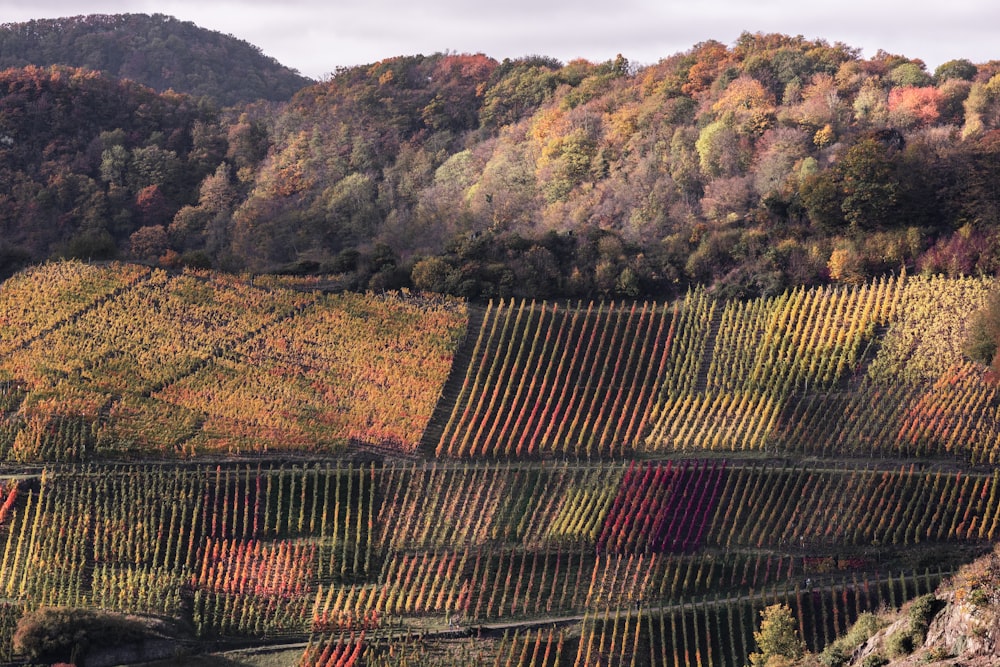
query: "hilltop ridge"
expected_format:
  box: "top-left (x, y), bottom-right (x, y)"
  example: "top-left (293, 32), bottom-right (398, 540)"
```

top-left (0, 13), bottom-right (313, 105)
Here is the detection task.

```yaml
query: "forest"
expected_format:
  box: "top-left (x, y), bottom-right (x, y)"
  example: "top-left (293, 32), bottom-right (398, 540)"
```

top-left (0, 14), bottom-right (311, 105)
top-left (1, 18), bottom-right (1000, 301)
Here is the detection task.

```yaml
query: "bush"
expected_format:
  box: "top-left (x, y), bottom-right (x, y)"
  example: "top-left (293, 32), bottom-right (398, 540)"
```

top-left (968, 587), bottom-right (989, 607)
top-left (907, 593), bottom-right (938, 643)
top-left (818, 644), bottom-right (847, 666)
top-left (861, 653), bottom-right (888, 667)
top-left (748, 604), bottom-right (806, 666)
top-left (819, 612), bottom-right (884, 666)
top-left (886, 628), bottom-right (915, 657)
top-left (12, 607), bottom-right (145, 664)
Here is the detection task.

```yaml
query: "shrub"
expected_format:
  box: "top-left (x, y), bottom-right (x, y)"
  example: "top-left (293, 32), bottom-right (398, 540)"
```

top-left (861, 653), bottom-right (888, 667)
top-left (12, 607), bottom-right (145, 664)
top-left (908, 594), bottom-right (938, 643)
top-left (819, 612), bottom-right (884, 666)
top-left (749, 604), bottom-right (806, 667)
top-left (818, 644), bottom-right (847, 666)
top-left (886, 627), bottom-right (915, 657)
top-left (967, 587), bottom-right (989, 607)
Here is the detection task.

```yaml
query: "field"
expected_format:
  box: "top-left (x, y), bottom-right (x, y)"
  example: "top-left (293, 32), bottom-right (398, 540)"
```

top-left (0, 261), bottom-right (996, 665)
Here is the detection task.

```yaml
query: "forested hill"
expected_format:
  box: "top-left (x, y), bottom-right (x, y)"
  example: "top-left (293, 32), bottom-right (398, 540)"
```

top-left (2, 26), bottom-right (1000, 300)
top-left (0, 14), bottom-right (313, 105)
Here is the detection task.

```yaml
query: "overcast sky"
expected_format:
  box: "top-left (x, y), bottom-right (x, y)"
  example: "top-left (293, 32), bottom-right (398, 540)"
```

top-left (4, 0), bottom-right (998, 80)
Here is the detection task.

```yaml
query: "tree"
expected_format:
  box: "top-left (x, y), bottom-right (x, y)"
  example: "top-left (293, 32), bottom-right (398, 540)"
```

top-left (799, 169), bottom-right (845, 232)
top-left (888, 62), bottom-right (932, 88)
top-left (135, 184), bottom-right (170, 227)
top-left (712, 75), bottom-right (776, 136)
top-left (478, 62), bottom-right (559, 129)
top-left (852, 78), bottom-right (889, 127)
top-left (99, 144), bottom-right (130, 186)
top-left (965, 287), bottom-right (1000, 369)
top-left (782, 73), bottom-right (844, 131)
top-left (411, 256), bottom-right (453, 292)
top-left (837, 138), bottom-right (901, 230)
top-left (696, 120), bottom-right (746, 178)
top-left (749, 604), bottom-right (806, 667)
top-left (935, 59), bottom-right (978, 83)
top-left (129, 225), bottom-right (169, 262)
top-left (887, 86), bottom-right (943, 128)
top-left (962, 73), bottom-right (1000, 138)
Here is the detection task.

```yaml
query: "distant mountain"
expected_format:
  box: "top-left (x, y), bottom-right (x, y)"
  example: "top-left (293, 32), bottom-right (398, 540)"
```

top-left (0, 13), bottom-right (313, 106)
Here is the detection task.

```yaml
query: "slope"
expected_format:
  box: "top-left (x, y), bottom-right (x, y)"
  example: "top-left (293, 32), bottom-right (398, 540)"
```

top-left (0, 13), bottom-right (313, 105)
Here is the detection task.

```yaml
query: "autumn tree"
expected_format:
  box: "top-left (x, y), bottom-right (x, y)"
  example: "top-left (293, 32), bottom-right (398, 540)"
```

top-left (748, 604), bottom-right (806, 667)
top-left (962, 73), bottom-right (1000, 138)
top-left (681, 40), bottom-right (731, 97)
top-left (129, 225), bottom-right (169, 262)
top-left (888, 86), bottom-right (943, 128)
top-left (782, 72), bottom-right (845, 132)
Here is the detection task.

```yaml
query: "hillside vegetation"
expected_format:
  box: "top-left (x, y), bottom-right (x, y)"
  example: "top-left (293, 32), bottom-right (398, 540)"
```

top-left (3, 18), bottom-right (1000, 666)
top-left (0, 261), bottom-right (994, 664)
top-left (0, 14), bottom-right (312, 105)
top-left (1, 26), bottom-right (999, 300)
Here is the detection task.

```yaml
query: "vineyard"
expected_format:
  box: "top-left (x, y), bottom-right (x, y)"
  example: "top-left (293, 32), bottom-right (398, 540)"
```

top-left (0, 261), bottom-right (467, 459)
top-left (431, 274), bottom-right (999, 463)
top-left (0, 462), bottom-right (982, 664)
top-left (0, 261), bottom-right (997, 664)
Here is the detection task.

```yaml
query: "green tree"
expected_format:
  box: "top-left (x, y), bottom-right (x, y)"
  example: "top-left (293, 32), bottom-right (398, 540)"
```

top-left (696, 119), bottom-right (745, 177)
top-left (889, 62), bottom-right (932, 87)
top-left (99, 144), bottom-right (130, 187)
top-left (935, 58), bottom-right (978, 83)
top-left (479, 62), bottom-right (560, 129)
top-left (852, 78), bottom-right (890, 127)
top-left (962, 73), bottom-right (1000, 138)
top-left (837, 138), bottom-right (901, 230)
top-left (411, 256), bottom-right (453, 292)
top-left (749, 604), bottom-right (806, 667)
top-left (799, 169), bottom-right (845, 232)
top-left (965, 288), bottom-right (1000, 368)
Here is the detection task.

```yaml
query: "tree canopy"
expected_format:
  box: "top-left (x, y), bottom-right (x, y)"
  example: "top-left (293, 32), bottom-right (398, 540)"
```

top-left (3, 27), bottom-right (1000, 299)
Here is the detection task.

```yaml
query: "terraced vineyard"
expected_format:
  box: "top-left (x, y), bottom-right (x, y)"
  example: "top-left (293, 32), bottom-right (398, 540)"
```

top-left (0, 261), bottom-right (997, 665)
top-left (0, 261), bottom-right (467, 459)
top-left (0, 462), bottom-right (979, 664)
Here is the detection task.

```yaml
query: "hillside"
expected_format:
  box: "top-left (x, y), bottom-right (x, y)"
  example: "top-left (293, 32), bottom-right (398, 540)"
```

top-left (0, 14), bottom-right (313, 105)
top-left (0, 261), bottom-right (466, 459)
top-left (1, 28), bottom-right (999, 299)
top-left (747, 544), bottom-right (1000, 666)
top-left (0, 261), bottom-right (995, 663)
top-left (218, 38), bottom-right (1000, 299)
top-left (0, 261), bottom-right (995, 464)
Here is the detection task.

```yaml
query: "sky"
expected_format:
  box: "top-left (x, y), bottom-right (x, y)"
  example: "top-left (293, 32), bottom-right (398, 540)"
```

top-left (4, 0), bottom-right (999, 80)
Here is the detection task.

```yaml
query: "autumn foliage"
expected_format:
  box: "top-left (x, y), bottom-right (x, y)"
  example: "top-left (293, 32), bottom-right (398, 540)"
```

top-left (0, 29), bottom-right (999, 297)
